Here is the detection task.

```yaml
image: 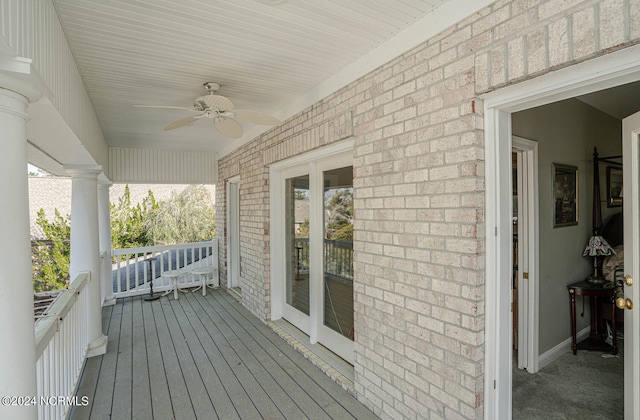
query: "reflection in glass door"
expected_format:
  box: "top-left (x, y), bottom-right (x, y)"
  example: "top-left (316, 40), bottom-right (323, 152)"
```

top-left (285, 175), bottom-right (310, 315)
top-left (322, 166), bottom-right (354, 340)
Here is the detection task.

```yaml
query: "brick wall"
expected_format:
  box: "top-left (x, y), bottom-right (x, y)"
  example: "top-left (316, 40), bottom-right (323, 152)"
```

top-left (218, 0), bottom-right (639, 417)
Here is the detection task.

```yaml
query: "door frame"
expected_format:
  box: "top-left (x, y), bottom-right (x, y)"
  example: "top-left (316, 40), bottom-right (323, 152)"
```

top-left (269, 138), bottom-right (354, 325)
top-left (314, 154), bottom-right (355, 362)
top-left (483, 44), bottom-right (640, 419)
top-left (622, 112), bottom-right (640, 418)
top-left (226, 176), bottom-right (241, 289)
top-left (512, 136), bottom-right (539, 373)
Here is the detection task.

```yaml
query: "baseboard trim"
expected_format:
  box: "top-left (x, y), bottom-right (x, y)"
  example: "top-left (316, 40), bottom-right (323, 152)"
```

top-left (538, 326), bottom-right (590, 370)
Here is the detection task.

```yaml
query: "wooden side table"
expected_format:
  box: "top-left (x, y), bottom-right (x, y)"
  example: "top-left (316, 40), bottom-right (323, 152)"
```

top-left (568, 280), bottom-right (618, 355)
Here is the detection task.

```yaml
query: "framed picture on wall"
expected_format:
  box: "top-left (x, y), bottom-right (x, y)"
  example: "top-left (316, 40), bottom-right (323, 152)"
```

top-left (606, 166), bottom-right (622, 207)
top-left (553, 163), bottom-right (578, 227)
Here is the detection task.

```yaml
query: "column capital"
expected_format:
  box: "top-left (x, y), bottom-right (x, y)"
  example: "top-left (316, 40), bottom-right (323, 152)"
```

top-left (98, 179), bottom-right (113, 189)
top-left (0, 87), bottom-right (29, 121)
top-left (64, 164), bottom-right (103, 178)
top-left (0, 56), bottom-right (45, 103)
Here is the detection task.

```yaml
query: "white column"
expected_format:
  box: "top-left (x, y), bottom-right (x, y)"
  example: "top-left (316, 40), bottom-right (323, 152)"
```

top-left (65, 165), bottom-right (108, 357)
top-left (98, 180), bottom-right (116, 306)
top-left (0, 88), bottom-right (38, 419)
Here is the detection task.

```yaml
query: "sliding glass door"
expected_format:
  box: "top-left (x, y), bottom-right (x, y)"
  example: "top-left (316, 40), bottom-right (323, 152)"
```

top-left (285, 174), bottom-right (310, 316)
top-left (320, 166), bottom-right (354, 347)
top-left (271, 145), bottom-right (354, 363)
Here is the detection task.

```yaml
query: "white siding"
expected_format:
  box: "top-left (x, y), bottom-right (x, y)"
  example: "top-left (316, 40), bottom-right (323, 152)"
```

top-left (1, 0), bottom-right (108, 170)
top-left (0, 0), bottom-right (30, 56)
top-left (109, 147), bottom-right (217, 184)
top-left (31, 0), bottom-right (108, 169)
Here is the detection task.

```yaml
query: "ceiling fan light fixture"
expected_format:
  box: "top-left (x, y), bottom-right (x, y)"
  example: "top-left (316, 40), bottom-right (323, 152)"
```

top-left (138, 82), bottom-right (280, 139)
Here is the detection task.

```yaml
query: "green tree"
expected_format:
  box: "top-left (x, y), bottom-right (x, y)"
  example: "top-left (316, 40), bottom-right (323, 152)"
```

top-left (296, 219), bottom-right (310, 238)
top-left (32, 184), bottom-right (216, 292)
top-left (32, 209), bottom-right (70, 292)
top-left (325, 188), bottom-right (353, 238)
top-left (331, 223), bottom-right (353, 241)
top-left (110, 185), bottom-right (158, 250)
top-left (143, 185), bottom-right (215, 245)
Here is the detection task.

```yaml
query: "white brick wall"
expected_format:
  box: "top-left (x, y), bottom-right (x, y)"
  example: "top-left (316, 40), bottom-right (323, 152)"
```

top-left (218, 0), bottom-right (639, 417)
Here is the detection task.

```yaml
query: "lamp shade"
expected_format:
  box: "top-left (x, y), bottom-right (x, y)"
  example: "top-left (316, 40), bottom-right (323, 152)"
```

top-left (582, 235), bottom-right (616, 257)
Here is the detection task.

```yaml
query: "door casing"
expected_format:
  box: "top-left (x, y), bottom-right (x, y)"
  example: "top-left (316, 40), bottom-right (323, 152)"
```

top-left (622, 111), bottom-right (640, 419)
top-left (227, 176), bottom-right (240, 289)
top-left (483, 44), bottom-right (640, 419)
top-left (512, 136), bottom-right (539, 374)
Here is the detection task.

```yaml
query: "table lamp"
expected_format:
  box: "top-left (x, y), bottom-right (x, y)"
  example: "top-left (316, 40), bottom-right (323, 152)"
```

top-left (582, 235), bottom-right (616, 284)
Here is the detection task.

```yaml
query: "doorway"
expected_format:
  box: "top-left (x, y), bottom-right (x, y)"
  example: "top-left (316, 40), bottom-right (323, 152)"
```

top-left (270, 140), bottom-right (355, 363)
top-left (227, 176), bottom-right (240, 292)
top-left (512, 137), bottom-right (539, 374)
top-left (484, 45), bottom-right (640, 419)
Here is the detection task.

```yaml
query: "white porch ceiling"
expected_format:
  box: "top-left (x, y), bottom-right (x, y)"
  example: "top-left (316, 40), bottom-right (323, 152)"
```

top-left (52, 0), bottom-right (459, 156)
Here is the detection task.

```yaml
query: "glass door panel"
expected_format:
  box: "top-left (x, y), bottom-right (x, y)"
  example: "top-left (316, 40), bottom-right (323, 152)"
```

top-left (285, 175), bottom-right (310, 315)
top-left (322, 166), bottom-right (354, 340)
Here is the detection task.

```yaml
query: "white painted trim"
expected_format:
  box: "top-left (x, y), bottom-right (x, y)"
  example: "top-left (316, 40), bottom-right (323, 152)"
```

top-left (280, 164), bottom-right (312, 334)
top-left (220, 0), bottom-right (494, 157)
top-left (309, 160), bottom-right (321, 345)
top-left (537, 326), bottom-right (590, 371)
top-left (484, 45), bottom-right (640, 420)
top-left (269, 139), bottom-right (354, 362)
top-left (483, 44), bottom-right (640, 113)
top-left (484, 107), bottom-right (514, 420)
top-left (622, 112), bottom-right (640, 420)
top-left (268, 138), bottom-right (355, 172)
top-left (226, 176), bottom-right (240, 289)
top-left (512, 136), bottom-right (540, 374)
top-left (269, 164), bottom-right (284, 321)
top-left (315, 153), bottom-right (355, 364)
top-left (288, 0), bottom-right (494, 110)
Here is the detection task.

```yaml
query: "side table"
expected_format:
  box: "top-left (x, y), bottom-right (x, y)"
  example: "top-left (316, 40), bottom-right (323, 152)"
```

top-left (191, 266), bottom-right (218, 297)
top-left (567, 280), bottom-right (617, 355)
top-left (161, 269), bottom-right (187, 300)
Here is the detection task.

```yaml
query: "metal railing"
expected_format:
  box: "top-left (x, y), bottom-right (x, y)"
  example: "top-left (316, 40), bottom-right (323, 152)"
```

top-left (111, 240), bottom-right (218, 298)
top-left (324, 239), bottom-right (353, 280)
top-left (34, 271), bottom-right (91, 420)
top-left (294, 238), bottom-right (353, 280)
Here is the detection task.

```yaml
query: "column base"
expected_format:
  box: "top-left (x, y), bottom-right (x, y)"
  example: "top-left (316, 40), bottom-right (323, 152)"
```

top-left (86, 334), bottom-right (108, 358)
top-left (103, 296), bottom-right (117, 307)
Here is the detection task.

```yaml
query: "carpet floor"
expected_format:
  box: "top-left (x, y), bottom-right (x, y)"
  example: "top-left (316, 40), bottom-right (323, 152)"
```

top-left (512, 339), bottom-right (623, 419)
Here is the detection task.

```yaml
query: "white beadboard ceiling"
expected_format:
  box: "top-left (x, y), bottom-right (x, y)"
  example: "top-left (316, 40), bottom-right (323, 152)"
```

top-left (50, 0), bottom-right (464, 156)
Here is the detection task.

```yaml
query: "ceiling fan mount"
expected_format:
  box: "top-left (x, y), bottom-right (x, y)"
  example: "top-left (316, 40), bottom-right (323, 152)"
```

top-left (202, 82), bottom-right (220, 93)
top-left (135, 82), bottom-right (281, 139)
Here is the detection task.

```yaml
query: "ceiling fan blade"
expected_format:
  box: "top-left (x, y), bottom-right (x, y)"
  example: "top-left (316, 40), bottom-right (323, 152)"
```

top-left (203, 94), bottom-right (234, 111)
top-left (134, 105), bottom-right (193, 111)
top-left (164, 115), bottom-right (199, 131)
top-left (214, 117), bottom-right (243, 138)
top-left (232, 109), bottom-right (281, 125)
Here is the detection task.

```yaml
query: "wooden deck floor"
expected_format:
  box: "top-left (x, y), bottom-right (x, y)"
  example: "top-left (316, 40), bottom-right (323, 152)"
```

top-left (70, 288), bottom-right (376, 420)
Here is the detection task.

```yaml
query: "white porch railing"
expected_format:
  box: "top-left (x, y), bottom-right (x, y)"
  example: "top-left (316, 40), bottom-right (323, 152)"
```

top-left (111, 240), bottom-right (219, 298)
top-left (34, 271), bottom-right (91, 420)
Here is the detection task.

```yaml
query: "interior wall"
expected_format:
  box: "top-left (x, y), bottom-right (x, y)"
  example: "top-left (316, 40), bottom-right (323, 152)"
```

top-left (512, 98), bottom-right (621, 354)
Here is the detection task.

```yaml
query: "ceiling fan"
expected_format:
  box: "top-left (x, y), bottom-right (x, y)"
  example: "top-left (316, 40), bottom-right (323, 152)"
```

top-left (134, 82), bottom-right (281, 139)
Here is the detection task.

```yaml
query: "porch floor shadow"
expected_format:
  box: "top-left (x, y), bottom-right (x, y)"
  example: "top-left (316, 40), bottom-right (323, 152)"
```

top-left (69, 288), bottom-right (376, 420)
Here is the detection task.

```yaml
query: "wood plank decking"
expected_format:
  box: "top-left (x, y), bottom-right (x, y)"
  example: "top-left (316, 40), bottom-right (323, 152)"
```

top-left (70, 288), bottom-right (376, 420)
